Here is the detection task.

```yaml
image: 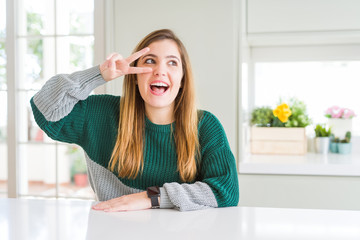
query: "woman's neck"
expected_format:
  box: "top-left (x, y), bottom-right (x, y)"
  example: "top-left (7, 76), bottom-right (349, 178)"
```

top-left (145, 104), bottom-right (175, 125)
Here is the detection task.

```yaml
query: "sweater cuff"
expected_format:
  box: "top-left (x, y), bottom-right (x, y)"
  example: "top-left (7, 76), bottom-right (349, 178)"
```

top-left (159, 187), bottom-right (175, 209)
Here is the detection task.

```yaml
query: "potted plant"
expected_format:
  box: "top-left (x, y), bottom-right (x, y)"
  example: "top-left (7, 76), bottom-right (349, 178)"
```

top-left (284, 98), bottom-right (312, 128)
top-left (250, 98), bottom-right (311, 155)
top-left (251, 107), bottom-right (273, 127)
top-left (338, 131), bottom-right (352, 154)
top-left (67, 146), bottom-right (88, 187)
top-left (314, 124), bottom-right (332, 154)
top-left (329, 134), bottom-right (339, 153)
top-left (325, 106), bottom-right (356, 139)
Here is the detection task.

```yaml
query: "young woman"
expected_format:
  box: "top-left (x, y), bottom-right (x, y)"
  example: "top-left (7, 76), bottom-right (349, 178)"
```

top-left (31, 29), bottom-right (239, 212)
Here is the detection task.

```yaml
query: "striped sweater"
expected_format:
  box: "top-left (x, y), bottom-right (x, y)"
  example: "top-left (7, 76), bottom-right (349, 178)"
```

top-left (30, 66), bottom-right (239, 211)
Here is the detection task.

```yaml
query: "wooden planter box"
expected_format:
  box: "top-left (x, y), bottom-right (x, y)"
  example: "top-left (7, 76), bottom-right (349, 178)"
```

top-left (250, 127), bottom-right (307, 155)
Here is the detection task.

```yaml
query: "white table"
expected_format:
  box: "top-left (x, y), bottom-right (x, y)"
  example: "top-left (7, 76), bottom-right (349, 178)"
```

top-left (1, 198), bottom-right (360, 240)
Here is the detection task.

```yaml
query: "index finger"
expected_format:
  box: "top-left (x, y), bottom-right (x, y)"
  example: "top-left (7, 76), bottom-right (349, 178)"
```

top-left (126, 47), bottom-right (150, 64)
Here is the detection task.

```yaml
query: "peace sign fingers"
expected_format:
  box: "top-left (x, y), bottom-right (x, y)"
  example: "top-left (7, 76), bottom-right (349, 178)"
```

top-left (100, 47), bottom-right (152, 82)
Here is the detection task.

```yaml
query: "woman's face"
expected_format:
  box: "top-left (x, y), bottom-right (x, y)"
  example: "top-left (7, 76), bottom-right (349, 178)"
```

top-left (136, 39), bottom-right (183, 114)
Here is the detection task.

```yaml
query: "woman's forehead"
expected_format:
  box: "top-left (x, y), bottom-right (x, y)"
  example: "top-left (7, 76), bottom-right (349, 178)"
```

top-left (146, 39), bottom-right (181, 58)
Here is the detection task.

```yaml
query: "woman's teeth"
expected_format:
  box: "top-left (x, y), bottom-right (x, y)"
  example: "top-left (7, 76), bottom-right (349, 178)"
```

top-left (150, 82), bottom-right (169, 95)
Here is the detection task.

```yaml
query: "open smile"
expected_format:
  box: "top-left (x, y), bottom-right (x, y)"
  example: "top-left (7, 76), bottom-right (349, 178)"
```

top-left (149, 81), bottom-right (170, 96)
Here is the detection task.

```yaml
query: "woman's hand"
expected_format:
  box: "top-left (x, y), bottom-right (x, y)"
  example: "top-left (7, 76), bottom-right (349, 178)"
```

top-left (99, 47), bottom-right (152, 82)
top-left (92, 191), bottom-right (153, 212)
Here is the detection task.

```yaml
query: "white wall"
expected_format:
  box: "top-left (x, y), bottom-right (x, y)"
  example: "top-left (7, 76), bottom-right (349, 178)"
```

top-left (247, 0), bottom-right (360, 33)
top-left (107, 0), bottom-right (241, 154)
top-left (239, 174), bottom-right (360, 211)
top-left (247, 0), bottom-right (360, 46)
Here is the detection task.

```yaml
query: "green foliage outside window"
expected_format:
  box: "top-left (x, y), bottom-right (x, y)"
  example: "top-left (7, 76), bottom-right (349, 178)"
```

top-left (0, 41), bottom-right (5, 85)
top-left (27, 12), bottom-right (44, 82)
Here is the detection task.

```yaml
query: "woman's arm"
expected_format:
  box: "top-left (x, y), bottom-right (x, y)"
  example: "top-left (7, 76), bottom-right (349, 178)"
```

top-left (33, 47), bottom-right (152, 122)
top-left (160, 111), bottom-right (239, 211)
top-left (31, 66), bottom-right (106, 145)
top-left (32, 66), bottom-right (105, 122)
top-left (31, 48), bottom-right (152, 144)
top-left (92, 111), bottom-right (239, 212)
top-left (160, 147), bottom-right (239, 211)
top-left (92, 147), bottom-right (239, 212)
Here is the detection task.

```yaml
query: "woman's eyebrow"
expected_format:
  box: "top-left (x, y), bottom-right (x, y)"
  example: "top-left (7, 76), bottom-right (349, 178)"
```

top-left (141, 54), bottom-right (180, 62)
top-left (166, 55), bottom-right (180, 61)
top-left (141, 53), bottom-right (157, 59)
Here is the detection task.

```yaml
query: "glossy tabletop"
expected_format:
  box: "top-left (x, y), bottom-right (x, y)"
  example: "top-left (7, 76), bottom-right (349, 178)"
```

top-left (1, 198), bottom-right (360, 240)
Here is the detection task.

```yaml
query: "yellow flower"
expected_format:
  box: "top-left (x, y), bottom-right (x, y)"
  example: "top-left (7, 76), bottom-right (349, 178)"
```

top-left (273, 103), bottom-right (292, 123)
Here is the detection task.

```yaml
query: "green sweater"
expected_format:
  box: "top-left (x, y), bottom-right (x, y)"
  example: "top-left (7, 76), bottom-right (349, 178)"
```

top-left (31, 66), bottom-right (239, 211)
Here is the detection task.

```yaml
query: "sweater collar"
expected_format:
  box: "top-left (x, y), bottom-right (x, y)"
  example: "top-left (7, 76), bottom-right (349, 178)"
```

top-left (145, 115), bottom-right (175, 133)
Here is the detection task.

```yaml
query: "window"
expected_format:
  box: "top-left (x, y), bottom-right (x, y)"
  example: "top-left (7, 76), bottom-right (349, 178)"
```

top-left (254, 61), bottom-right (360, 135)
top-left (242, 44), bottom-right (360, 170)
top-left (4, 0), bottom-right (97, 199)
top-left (0, 0), bottom-right (7, 197)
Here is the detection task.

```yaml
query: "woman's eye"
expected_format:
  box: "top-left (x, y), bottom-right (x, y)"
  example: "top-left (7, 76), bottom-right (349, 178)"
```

top-left (169, 60), bottom-right (178, 66)
top-left (144, 59), bottom-right (155, 64)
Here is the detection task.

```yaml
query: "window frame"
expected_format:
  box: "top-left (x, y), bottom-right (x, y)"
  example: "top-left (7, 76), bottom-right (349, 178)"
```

top-left (6, 0), bottom-right (105, 198)
top-left (239, 34), bottom-right (360, 175)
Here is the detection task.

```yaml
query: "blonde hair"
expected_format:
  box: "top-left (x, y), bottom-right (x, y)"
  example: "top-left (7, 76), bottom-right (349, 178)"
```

top-left (108, 29), bottom-right (199, 182)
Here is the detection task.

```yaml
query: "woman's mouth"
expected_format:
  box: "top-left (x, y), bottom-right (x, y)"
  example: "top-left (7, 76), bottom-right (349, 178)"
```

top-left (149, 82), bottom-right (169, 96)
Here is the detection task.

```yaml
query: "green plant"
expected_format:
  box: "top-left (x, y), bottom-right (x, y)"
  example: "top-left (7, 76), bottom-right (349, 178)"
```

top-left (67, 146), bottom-right (87, 175)
top-left (72, 157), bottom-right (87, 174)
top-left (251, 107), bottom-right (273, 127)
top-left (250, 98), bottom-right (312, 128)
top-left (330, 134), bottom-right (339, 143)
top-left (284, 98), bottom-right (312, 127)
top-left (340, 131), bottom-right (351, 143)
top-left (314, 124), bottom-right (332, 137)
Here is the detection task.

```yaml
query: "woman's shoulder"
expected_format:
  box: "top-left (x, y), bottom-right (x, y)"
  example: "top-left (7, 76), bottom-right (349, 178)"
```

top-left (197, 109), bottom-right (230, 155)
top-left (198, 110), bottom-right (223, 128)
top-left (197, 110), bottom-right (227, 138)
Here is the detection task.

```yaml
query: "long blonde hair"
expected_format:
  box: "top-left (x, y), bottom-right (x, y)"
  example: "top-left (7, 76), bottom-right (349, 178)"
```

top-left (108, 29), bottom-right (199, 182)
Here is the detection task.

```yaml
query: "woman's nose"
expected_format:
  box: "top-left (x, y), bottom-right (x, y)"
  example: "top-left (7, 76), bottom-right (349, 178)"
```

top-left (153, 63), bottom-right (166, 76)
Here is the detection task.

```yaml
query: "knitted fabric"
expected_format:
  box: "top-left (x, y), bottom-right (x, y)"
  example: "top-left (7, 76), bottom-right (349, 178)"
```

top-left (31, 66), bottom-right (239, 211)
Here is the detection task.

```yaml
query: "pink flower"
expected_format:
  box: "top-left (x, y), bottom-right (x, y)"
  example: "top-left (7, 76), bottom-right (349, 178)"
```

top-left (342, 108), bottom-right (356, 119)
top-left (325, 106), bottom-right (356, 119)
top-left (325, 106), bottom-right (336, 115)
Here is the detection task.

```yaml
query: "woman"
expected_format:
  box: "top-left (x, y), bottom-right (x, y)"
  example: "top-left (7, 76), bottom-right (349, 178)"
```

top-left (31, 29), bottom-right (239, 212)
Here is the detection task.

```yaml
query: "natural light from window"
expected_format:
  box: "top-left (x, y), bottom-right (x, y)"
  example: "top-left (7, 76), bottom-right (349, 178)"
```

top-left (254, 61), bottom-right (360, 136)
top-left (7, 0), bottom-right (95, 199)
